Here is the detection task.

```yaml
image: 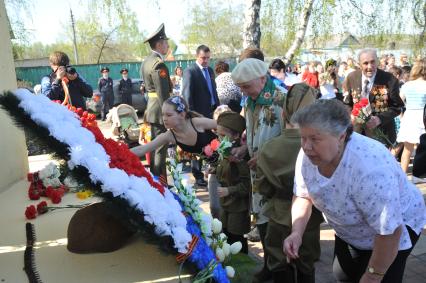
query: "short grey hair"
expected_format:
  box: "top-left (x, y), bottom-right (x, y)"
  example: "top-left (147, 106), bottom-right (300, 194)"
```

top-left (291, 99), bottom-right (351, 137)
top-left (358, 48), bottom-right (378, 63)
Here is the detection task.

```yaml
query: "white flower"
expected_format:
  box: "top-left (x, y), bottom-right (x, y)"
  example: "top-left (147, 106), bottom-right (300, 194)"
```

top-left (215, 247), bottom-right (225, 262)
top-left (230, 242), bottom-right (242, 254)
top-left (212, 218), bottom-right (222, 234)
top-left (63, 176), bottom-right (79, 188)
top-left (225, 266), bottom-right (235, 278)
top-left (222, 242), bottom-right (230, 257)
top-left (219, 232), bottom-right (227, 242)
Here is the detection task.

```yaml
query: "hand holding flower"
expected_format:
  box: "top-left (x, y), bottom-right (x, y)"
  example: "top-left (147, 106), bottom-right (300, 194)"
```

top-left (366, 115), bottom-right (381, 129)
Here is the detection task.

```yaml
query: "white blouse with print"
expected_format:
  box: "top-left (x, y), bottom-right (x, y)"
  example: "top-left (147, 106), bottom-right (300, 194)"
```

top-left (294, 132), bottom-right (426, 250)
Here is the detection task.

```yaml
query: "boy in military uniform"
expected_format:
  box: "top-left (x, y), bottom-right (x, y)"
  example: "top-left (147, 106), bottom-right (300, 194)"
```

top-left (140, 23), bottom-right (173, 184)
top-left (256, 86), bottom-right (323, 283)
top-left (215, 111), bottom-right (251, 254)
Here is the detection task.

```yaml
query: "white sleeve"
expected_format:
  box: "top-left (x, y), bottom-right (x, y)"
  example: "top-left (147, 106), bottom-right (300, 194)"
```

top-left (352, 167), bottom-right (403, 235)
top-left (293, 148), bottom-right (310, 198)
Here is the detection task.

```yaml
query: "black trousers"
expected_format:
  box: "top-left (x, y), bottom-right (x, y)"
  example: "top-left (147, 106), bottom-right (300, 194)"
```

top-left (101, 92), bottom-right (114, 119)
top-left (149, 123), bottom-right (167, 181)
top-left (121, 92), bottom-right (132, 106)
top-left (191, 159), bottom-right (204, 181)
top-left (223, 229), bottom-right (248, 254)
top-left (332, 226), bottom-right (419, 283)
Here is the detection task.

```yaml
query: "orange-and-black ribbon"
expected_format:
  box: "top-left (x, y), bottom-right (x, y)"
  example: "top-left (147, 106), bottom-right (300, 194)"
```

top-left (176, 234), bottom-right (199, 263)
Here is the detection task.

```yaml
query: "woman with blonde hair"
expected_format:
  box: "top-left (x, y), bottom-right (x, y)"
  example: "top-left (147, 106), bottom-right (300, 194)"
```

top-left (396, 58), bottom-right (426, 174)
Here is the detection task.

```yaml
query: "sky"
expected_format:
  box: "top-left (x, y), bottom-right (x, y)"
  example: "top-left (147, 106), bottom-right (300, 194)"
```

top-left (11, 0), bottom-right (244, 45)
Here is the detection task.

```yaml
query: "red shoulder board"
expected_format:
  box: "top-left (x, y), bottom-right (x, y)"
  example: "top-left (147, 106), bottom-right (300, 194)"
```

top-left (159, 69), bottom-right (168, 78)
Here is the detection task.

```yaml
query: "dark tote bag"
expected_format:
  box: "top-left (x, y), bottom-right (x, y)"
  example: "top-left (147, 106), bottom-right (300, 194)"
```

top-left (413, 104), bottom-right (426, 177)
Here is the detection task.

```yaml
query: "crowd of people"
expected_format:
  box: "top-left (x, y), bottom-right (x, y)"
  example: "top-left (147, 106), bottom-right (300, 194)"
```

top-left (39, 23), bottom-right (426, 283)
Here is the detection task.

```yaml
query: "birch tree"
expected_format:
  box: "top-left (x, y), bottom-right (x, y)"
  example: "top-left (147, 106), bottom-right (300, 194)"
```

top-left (284, 0), bottom-right (314, 63)
top-left (242, 0), bottom-right (261, 48)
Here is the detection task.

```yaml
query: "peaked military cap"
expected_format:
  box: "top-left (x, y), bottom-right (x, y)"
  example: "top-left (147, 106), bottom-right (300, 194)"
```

top-left (100, 67), bottom-right (110, 73)
top-left (120, 68), bottom-right (129, 74)
top-left (144, 23), bottom-right (169, 44)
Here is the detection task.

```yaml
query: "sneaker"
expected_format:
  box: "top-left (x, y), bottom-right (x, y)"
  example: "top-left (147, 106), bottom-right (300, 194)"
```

top-left (245, 227), bottom-right (260, 242)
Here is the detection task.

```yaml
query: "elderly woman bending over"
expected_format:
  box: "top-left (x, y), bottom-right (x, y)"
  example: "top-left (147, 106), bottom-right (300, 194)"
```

top-left (284, 99), bottom-right (425, 283)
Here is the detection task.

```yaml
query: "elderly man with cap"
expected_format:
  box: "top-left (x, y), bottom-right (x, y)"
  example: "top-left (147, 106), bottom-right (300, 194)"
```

top-left (98, 66), bottom-right (114, 121)
top-left (140, 23), bottom-right (173, 184)
top-left (215, 111), bottom-right (251, 254)
top-left (256, 84), bottom-right (323, 283)
top-left (231, 58), bottom-right (286, 282)
top-left (118, 68), bottom-right (133, 106)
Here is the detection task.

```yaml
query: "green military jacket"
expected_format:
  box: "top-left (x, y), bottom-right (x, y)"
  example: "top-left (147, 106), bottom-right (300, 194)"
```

top-left (141, 52), bottom-right (172, 124)
top-left (256, 128), bottom-right (323, 227)
top-left (216, 156), bottom-right (251, 213)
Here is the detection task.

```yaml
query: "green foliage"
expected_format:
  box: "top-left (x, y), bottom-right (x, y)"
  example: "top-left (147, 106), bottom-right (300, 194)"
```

top-left (180, 0), bottom-right (244, 58)
top-left (227, 253), bottom-right (258, 283)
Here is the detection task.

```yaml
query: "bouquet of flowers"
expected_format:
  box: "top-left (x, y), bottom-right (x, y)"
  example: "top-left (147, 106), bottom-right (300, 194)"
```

top-left (201, 137), bottom-right (233, 166)
top-left (352, 97), bottom-right (395, 146)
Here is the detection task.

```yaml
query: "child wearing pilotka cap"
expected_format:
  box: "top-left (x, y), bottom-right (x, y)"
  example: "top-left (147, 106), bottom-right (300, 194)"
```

top-left (215, 111), bottom-right (251, 254)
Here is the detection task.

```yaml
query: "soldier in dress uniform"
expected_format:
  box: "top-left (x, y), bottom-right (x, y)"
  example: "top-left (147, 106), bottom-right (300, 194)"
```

top-left (140, 23), bottom-right (173, 184)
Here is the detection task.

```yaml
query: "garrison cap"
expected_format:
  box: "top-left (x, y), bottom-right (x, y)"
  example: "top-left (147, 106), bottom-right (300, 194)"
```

top-left (217, 111), bottom-right (246, 135)
top-left (144, 23), bottom-right (169, 44)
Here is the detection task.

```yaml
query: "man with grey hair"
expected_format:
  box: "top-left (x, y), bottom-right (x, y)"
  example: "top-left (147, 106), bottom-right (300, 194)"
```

top-left (343, 48), bottom-right (404, 146)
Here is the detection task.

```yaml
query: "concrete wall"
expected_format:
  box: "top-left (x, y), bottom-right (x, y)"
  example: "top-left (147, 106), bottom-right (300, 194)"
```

top-left (0, 0), bottom-right (29, 193)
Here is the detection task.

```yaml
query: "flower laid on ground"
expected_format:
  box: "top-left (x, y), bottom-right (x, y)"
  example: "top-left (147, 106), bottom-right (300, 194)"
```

top-left (25, 200), bottom-right (89, 220)
top-left (351, 97), bottom-right (395, 147)
top-left (201, 137), bottom-right (233, 166)
top-left (76, 190), bottom-right (94, 199)
top-left (38, 162), bottom-right (62, 188)
top-left (27, 163), bottom-right (72, 204)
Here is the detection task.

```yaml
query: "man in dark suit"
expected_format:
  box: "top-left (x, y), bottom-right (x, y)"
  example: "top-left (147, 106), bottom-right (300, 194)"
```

top-left (343, 48), bottom-right (404, 146)
top-left (140, 23), bottom-right (172, 184)
top-left (182, 45), bottom-right (219, 118)
top-left (182, 45), bottom-right (219, 187)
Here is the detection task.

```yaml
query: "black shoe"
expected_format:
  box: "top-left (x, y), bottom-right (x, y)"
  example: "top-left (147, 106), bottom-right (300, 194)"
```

top-left (195, 178), bottom-right (207, 187)
top-left (253, 268), bottom-right (273, 283)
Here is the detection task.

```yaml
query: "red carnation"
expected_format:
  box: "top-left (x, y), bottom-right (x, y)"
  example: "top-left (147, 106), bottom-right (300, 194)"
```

top-left (50, 190), bottom-right (62, 204)
top-left (360, 97), bottom-right (369, 107)
top-left (351, 108), bottom-right (360, 117)
top-left (27, 173), bottom-right (34, 182)
top-left (76, 108), bottom-right (84, 117)
top-left (45, 186), bottom-right (54, 198)
top-left (25, 205), bottom-right (37, 219)
top-left (28, 187), bottom-right (41, 200)
top-left (36, 201), bottom-right (48, 214)
top-left (210, 139), bottom-right (220, 151)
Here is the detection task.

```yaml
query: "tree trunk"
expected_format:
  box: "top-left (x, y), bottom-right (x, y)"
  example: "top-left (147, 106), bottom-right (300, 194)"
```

top-left (243, 0), bottom-right (261, 49)
top-left (97, 26), bottom-right (119, 64)
top-left (284, 0), bottom-right (315, 64)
